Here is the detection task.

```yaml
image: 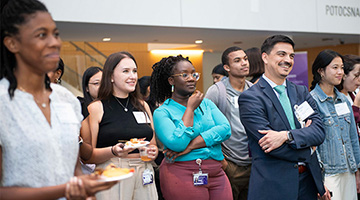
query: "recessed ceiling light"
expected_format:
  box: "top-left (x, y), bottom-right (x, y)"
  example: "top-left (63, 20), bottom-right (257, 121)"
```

top-left (195, 40), bottom-right (203, 44)
top-left (102, 37), bottom-right (111, 42)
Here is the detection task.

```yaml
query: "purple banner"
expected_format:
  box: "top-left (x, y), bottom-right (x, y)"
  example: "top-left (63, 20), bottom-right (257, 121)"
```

top-left (287, 52), bottom-right (308, 88)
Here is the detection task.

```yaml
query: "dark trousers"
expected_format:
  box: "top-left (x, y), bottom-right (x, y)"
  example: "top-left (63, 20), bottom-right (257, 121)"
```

top-left (298, 169), bottom-right (318, 200)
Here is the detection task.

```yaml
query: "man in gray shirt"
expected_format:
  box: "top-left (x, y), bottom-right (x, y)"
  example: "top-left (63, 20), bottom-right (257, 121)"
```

top-left (205, 46), bottom-right (253, 200)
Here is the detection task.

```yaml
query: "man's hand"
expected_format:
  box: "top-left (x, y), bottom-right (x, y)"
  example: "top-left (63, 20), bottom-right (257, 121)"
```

top-left (258, 130), bottom-right (288, 153)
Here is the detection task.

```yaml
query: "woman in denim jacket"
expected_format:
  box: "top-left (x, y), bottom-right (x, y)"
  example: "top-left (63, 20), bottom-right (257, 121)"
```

top-left (310, 49), bottom-right (360, 200)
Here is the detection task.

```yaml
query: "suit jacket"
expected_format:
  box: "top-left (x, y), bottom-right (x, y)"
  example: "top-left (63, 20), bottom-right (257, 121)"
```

top-left (238, 77), bottom-right (326, 200)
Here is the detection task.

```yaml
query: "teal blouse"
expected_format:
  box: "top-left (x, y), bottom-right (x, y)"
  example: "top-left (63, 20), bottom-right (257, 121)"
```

top-left (153, 98), bottom-right (231, 162)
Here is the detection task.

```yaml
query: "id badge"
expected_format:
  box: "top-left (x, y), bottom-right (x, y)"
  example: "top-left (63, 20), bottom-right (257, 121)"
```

top-left (193, 172), bottom-right (208, 186)
top-left (335, 102), bottom-right (350, 116)
top-left (294, 101), bottom-right (314, 123)
top-left (133, 111), bottom-right (151, 124)
top-left (142, 169), bottom-right (154, 185)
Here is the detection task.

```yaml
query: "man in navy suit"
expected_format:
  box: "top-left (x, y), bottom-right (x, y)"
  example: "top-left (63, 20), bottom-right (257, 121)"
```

top-left (239, 35), bottom-right (331, 200)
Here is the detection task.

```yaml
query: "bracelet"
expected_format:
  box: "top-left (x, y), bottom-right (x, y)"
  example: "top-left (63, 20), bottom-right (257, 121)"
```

top-left (111, 146), bottom-right (117, 156)
top-left (78, 136), bottom-right (83, 145)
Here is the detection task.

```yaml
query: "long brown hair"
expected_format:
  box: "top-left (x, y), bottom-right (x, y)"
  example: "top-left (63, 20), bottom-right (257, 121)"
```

top-left (97, 51), bottom-right (145, 113)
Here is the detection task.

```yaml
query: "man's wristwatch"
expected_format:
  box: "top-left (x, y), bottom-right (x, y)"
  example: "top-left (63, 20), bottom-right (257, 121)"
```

top-left (286, 131), bottom-right (294, 142)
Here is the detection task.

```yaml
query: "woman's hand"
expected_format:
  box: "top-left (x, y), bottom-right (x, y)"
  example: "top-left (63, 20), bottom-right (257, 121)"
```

top-left (354, 92), bottom-right (360, 108)
top-left (356, 171), bottom-right (360, 193)
top-left (187, 90), bottom-right (204, 111)
top-left (112, 143), bottom-right (135, 158)
top-left (78, 174), bottom-right (118, 197)
top-left (146, 144), bottom-right (159, 161)
top-left (164, 145), bottom-right (192, 162)
top-left (65, 177), bottom-right (87, 200)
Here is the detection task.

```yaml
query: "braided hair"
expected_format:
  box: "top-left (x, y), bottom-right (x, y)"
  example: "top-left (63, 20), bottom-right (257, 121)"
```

top-left (149, 55), bottom-right (191, 104)
top-left (1, 0), bottom-right (49, 98)
top-left (310, 49), bottom-right (343, 90)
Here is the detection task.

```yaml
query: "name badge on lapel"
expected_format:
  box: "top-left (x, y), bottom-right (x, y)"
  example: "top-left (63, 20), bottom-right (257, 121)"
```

top-left (335, 102), bottom-right (350, 116)
top-left (294, 101), bottom-right (314, 128)
top-left (133, 111), bottom-right (150, 124)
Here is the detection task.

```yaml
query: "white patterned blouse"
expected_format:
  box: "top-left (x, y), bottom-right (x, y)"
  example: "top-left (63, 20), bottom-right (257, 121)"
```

top-left (0, 78), bottom-right (82, 191)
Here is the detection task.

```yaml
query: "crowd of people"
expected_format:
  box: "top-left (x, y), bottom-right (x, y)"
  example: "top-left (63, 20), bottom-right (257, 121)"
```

top-left (1, 0), bottom-right (360, 200)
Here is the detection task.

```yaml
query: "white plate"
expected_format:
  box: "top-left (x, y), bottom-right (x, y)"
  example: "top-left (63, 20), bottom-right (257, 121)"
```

top-left (124, 141), bottom-right (150, 148)
top-left (98, 172), bottom-right (134, 182)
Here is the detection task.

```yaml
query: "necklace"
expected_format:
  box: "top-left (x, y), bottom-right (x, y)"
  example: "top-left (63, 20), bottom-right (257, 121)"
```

top-left (114, 96), bottom-right (129, 112)
top-left (18, 87), bottom-right (48, 108)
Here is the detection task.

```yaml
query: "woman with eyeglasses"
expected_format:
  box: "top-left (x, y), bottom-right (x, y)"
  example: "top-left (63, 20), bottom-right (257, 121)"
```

top-left (149, 55), bottom-right (232, 200)
top-left (310, 50), bottom-right (360, 200)
top-left (78, 66), bottom-right (103, 119)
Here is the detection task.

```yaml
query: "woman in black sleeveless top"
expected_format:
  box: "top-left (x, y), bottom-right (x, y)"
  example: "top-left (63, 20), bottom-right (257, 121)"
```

top-left (87, 52), bottom-right (158, 200)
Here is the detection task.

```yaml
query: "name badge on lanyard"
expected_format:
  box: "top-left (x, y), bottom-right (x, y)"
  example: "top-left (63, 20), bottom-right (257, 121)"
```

top-left (142, 168), bottom-right (154, 185)
top-left (193, 159), bottom-right (208, 186)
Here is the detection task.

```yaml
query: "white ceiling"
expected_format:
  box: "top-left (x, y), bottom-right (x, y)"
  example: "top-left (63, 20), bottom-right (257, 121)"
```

top-left (57, 21), bottom-right (360, 52)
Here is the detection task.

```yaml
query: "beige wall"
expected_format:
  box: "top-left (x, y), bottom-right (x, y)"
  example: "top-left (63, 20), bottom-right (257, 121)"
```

top-left (60, 41), bottom-right (204, 93)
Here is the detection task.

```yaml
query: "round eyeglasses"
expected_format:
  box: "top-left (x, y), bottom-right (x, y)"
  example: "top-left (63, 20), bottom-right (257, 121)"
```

top-left (172, 72), bottom-right (201, 81)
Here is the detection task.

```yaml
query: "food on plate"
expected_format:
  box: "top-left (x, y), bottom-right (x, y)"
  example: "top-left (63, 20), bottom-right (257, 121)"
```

top-left (124, 138), bottom-right (148, 147)
top-left (94, 164), bottom-right (134, 178)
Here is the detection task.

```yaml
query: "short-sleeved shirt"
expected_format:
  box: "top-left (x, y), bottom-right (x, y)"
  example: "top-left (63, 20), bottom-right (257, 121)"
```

top-left (0, 78), bottom-right (82, 190)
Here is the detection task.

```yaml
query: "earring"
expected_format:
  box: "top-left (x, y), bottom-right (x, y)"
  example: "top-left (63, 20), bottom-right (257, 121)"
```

top-left (55, 78), bottom-right (59, 83)
top-left (171, 85), bottom-right (174, 93)
top-left (111, 79), bottom-right (114, 83)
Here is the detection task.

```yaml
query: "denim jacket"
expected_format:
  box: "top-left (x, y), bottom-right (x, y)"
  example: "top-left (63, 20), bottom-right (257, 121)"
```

top-left (310, 84), bottom-right (360, 175)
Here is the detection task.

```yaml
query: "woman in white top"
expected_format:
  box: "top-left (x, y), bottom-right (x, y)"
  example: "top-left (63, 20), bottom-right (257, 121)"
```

top-left (0, 0), bottom-right (117, 199)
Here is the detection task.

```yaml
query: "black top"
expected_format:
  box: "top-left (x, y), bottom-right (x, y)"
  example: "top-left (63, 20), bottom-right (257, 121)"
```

top-left (96, 96), bottom-right (153, 153)
top-left (77, 96), bottom-right (89, 119)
